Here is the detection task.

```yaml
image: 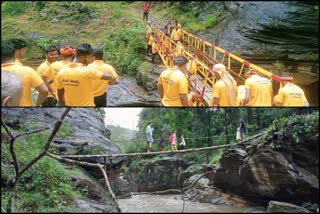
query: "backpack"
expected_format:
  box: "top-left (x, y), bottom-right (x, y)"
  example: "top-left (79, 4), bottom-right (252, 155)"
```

top-left (178, 136), bottom-right (182, 144)
top-left (168, 134), bottom-right (174, 144)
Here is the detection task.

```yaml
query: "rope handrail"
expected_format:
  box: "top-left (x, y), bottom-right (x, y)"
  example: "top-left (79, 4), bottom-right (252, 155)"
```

top-left (59, 132), bottom-right (266, 159)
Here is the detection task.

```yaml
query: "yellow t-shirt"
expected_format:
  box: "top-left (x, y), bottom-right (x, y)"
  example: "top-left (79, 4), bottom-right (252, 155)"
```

top-left (37, 60), bottom-right (54, 97)
top-left (15, 59), bottom-right (23, 65)
top-left (87, 60), bottom-right (118, 97)
top-left (44, 60), bottom-right (72, 101)
top-left (236, 85), bottom-right (246, 106)
top-left (158, 68), bottom-right (188, 106)
top-left (56, 63), bottom-right (103, 106)
top-left (1, 63), bottom-right (44, 106)
top-left (245, 75), bottom-right (272, 106)
top-left (275, 83), bottom-right (308, 106)
top-left (175, 44), bottom-right (184, 57)
top-left (151, 42), bottom-right (158, 54)
top-left (171, 29), bottom-right (181, 41)
top-left (148, 35), bottom-right (155, 46)
top-left (211, 80), bottom-right (231, 106)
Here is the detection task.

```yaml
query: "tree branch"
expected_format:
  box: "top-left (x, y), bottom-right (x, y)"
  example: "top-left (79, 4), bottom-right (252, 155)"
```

top-left (98, 165), bottom-right (121, 212)
top-left (46, 152), bottom-right (121, 212)
top-left (14, 127), bottom-right (50, 139)
top-left (18, 108), bottom-right (71, 178)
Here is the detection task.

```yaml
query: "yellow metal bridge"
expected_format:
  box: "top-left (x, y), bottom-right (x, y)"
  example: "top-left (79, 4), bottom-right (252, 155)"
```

top-left (154, 28), bottom-right (282, 106)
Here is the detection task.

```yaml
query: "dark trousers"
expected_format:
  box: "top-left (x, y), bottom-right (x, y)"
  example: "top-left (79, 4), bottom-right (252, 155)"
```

top-left (41, 97), bottom-right (57, 107)
top-left (143, 12), bottom-right (149, 22)
top-left (146, 44), bottom-right (152, 55)
top-left (151, 53), bottom-right (157, 62)
top-left (94, 92), bottom-right (107, 107)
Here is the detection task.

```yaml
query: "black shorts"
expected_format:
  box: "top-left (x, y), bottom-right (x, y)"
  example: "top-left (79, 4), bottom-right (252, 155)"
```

top-left (94, 92), bottom-right (107, 107)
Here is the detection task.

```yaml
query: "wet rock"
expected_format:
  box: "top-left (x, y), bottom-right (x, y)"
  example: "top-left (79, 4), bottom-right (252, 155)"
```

top-left (211, 113), bottom-right (319, 204)
top-left (267, 201), bottom-right (312, 213)
top-left (109, 175), bottom-right (131, 197)
top-left (125, 156), bottom-right (190, 192)
top-left (301, 202), bottom-right (319, 212)
top-left (107, 76), bottom-right (160, 106)
top-left (183, 174), bottom-right (210, 190)
top-left (73, 199), bottom-right (116, 213)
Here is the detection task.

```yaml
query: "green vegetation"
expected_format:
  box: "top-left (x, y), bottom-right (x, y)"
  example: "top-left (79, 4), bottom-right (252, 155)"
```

top-left (273, 111), bottom-right (319, 144)
top-left (1, 124), bottom-right (80, 212)
top-left (104, 23), bottom-right (146, 75)
top-left (1, 2), bottom-right (28, 16)
top-left (136, 108), bottom-right (317, 165)
top-left (106, 125), bottom-right (137, 152)
top-left (272, 60), bottom-right (286, 75)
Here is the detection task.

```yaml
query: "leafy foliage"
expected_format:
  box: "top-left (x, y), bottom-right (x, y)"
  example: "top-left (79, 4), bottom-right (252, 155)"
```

top-left (1, 124), bottom-right (79, 212)
top-left (136, 108), bottom-right (318, 165)
top-left (1, 2), bottom-right (29, 16)
top-left (103, 23), bottom-right (146, 75)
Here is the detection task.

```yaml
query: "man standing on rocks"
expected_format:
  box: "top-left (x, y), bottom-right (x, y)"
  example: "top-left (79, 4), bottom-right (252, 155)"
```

top-left (146, 122), bottom-right (154, 153)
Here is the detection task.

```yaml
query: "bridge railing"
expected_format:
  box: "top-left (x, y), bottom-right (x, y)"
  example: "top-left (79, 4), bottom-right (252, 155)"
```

top-left (154, 27), bottom-right (281, 106)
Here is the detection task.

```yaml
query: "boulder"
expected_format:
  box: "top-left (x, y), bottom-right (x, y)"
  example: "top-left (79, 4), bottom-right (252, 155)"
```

top-left (211, 113), bottom-right (319, 204)
top-left (125, 156), bottom-right (190, 192)
top-left (267, 201), bottom-right (312, 213)
top-left (109, 175), bottom-right (131, 197)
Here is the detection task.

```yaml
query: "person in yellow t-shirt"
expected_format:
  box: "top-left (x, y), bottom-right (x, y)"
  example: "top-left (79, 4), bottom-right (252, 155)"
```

top-left (274, 72), bottom-right (309, 106)
top-left (175, 20), bottom-right (182, 29)
top-left (56, 43), bottom-right (113, 107)
top-left (171, 25), bottom-right (182, 43)
top-left (1, 70), bottom-right (23, 106)
top-left (157, 56), bottom-right (189, 107)
top-left (147, 32), bottom-right (155, 56)
top-left (174, 41), bottom-right (185, 57)
top-left (37, 45), bottom-right (59, 106)
top-left (210, 64), bottom-right (237, 107)
top-left (151, 39), bottom-right (159, 63)
top-left (241, 69), bottom-right (272, 106)
top-left (1, 43), bottom-right (48, 106)
top-left (7, 38), bottom-right (26, 65)
top-left (43, 46), bottom-right (76, 104)
top-left (87, 48), bottom-right (119, 107)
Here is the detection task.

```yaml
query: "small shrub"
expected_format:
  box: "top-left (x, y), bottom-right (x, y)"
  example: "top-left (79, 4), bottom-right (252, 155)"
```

top-left (1, 2), bottom-right (28, 16)
top-left (272, 60), bottom-right (286, 76)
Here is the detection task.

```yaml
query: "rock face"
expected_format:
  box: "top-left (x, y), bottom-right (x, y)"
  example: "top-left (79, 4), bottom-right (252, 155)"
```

top-left (1, 108), bottom-right (123, 176)
top-left (211, 113), bottom-right (319, 205)
top-left (194, 1), bottom-right (319, 105)
top-left (196, 1), bottom-right (318, 65)
top-left (107, 76), bottom-right (160, 107)
top-left (124, 156), bottom-right (190, 192)
top-left (267, 201), bottom-right (312, 213)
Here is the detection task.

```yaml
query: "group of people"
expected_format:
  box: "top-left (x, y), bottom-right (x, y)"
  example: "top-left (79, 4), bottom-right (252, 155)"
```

top-left (143, 10), bottom-right (309, 107)
top-left (146, 122), bottom-right (186, 153)
top-left (157, 56), bottom-right (309, 107)
top-left (1, 39), bottom-right (119, 107)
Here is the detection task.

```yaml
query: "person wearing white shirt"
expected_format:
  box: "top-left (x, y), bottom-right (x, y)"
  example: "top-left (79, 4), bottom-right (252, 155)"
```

top-left (146, 122), bottom-right (154, 153)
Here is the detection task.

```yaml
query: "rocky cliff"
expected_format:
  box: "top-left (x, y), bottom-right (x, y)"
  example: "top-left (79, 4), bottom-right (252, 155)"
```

top-left (1, 108), bottom-right (124, 212)
top-left (210, 112), bottom-right (319, 210)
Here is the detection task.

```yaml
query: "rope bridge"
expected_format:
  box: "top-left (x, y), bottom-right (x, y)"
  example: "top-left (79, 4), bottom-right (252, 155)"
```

top-left (153, 27), bottom-right (282, 106)
top-left (59, 132), bottom-right (265, 159)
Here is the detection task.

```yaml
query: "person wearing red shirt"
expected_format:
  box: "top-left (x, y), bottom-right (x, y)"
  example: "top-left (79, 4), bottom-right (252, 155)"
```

top-left (142, 2), bottom-right (151, 22)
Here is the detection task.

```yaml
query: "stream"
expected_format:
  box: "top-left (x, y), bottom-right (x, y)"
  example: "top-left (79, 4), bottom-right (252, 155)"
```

top-left (117, 194), bottom-right (265, 213)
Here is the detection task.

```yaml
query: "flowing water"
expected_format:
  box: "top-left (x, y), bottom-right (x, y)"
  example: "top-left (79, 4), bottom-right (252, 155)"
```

top-left (117, 194), bottom-right (266, 213)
